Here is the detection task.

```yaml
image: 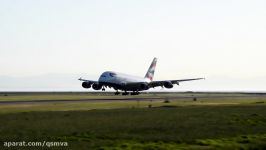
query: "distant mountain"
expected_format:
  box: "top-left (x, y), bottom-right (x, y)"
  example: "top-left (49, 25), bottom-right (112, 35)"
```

top-left (176, 76), bottom-right (266, 92)
top-left (0, 73), bottom-right (97, 91)
top-left (0, 74), bottom-right (265, 92)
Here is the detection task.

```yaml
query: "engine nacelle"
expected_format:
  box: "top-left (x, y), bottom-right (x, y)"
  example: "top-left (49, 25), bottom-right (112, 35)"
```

top-left (140, 83), bottom-right (149, 90)
top-left (164, 81), bottom-right (173, 89)
top-left (92, 83), bottom-right (102, 90)
top-left (82, 82), bottom-right (91, 88)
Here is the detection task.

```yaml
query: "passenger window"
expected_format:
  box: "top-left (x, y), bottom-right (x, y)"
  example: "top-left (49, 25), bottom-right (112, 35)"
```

top-left (109, 73), bottom-right (117, 77)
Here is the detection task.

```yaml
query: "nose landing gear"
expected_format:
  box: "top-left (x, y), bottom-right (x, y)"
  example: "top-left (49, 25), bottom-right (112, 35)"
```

top-left (130, 91), bottom-right (139, 95)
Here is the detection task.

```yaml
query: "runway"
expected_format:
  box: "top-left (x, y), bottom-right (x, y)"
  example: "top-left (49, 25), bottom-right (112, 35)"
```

top-left (0, 94), bottom-right (265, 105)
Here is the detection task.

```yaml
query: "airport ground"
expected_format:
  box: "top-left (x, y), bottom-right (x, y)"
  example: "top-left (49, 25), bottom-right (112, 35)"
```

top-left (0, 92), bottom-right (266, 149)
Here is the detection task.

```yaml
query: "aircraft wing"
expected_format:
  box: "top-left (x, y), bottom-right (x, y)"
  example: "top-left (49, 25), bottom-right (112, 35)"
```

top-left (148, 78), bottom-right (204, 88)
top-left (78, 78), bottom-right (98, 84)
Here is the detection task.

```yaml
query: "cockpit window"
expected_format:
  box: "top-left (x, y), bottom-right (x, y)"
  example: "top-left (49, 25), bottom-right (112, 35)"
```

top-left (109, 73), bottom-right (117, 77)
top-left (100, 75), bottom-right (106, 78)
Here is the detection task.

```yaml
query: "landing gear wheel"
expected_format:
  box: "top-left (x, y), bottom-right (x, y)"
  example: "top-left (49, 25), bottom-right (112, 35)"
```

top-left (114, 90), bottom-right (120, 95)
top-left (130, 91), bottom-right (140, 95)
top-left (122, 91), bottom-right (129, 95)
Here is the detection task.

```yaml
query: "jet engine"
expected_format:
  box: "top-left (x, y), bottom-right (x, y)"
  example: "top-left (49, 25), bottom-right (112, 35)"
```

top-left (82, 82), bottom-right (91, 88)
top-left (92, 83), bottom-right (102, 90)
top-left (163, 81), bottom-right (173, 88)
top-left (140, 83), bottom-right (149, 90)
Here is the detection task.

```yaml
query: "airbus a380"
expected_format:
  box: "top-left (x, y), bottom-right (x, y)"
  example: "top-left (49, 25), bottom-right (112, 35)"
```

top-left (79, 58), bottom-right (204, 95)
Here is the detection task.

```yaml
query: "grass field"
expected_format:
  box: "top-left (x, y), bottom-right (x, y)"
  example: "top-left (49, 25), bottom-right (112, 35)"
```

top-left (0, 92), bottom-right (266, 150)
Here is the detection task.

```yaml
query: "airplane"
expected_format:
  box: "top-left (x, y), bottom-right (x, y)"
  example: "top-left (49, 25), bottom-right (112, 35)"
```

top-left (79, 58), bottom-right (204, 95)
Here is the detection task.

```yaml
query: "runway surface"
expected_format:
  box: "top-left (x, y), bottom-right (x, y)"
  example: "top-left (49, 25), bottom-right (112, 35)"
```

top-left (0, 95), bottom-right (266, 105)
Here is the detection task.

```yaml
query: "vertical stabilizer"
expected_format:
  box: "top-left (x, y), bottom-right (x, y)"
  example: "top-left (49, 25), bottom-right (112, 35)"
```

top-left (144, 58), bottom-right (157, 81)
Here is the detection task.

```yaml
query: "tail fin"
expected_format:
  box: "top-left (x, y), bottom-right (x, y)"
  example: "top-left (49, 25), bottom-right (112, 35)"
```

top-left (144, 57), bottom-right (157, 81)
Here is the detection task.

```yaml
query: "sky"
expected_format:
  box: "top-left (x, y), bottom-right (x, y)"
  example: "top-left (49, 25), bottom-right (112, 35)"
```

top-left (0, 0), bottom-right (266, 91)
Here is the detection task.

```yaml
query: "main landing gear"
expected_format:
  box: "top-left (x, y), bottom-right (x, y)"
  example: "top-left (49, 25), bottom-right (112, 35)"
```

top-left (114, 91), bottom-right (139, 95)
top-left (130, 91), bottom-right (139, 95)
top-left (114, 90), bottom-right (120, 95)
top-left (122, 91), bottom-right (129, 95)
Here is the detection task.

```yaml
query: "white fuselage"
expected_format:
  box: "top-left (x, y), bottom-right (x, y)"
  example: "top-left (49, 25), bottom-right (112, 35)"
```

top-left (99, 71), bottom-right (148, 84)
top-left (98, 71), bottom-right (150, 91)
